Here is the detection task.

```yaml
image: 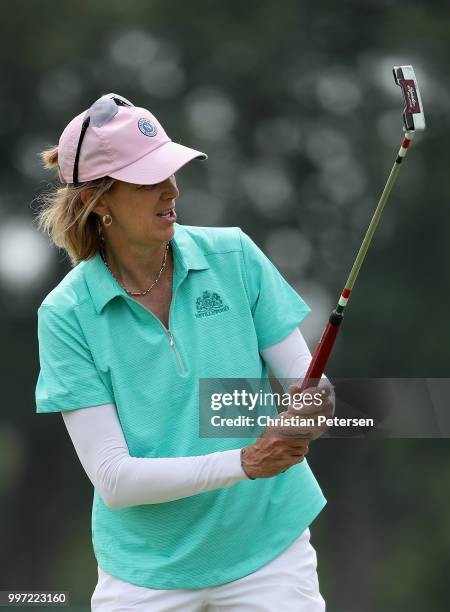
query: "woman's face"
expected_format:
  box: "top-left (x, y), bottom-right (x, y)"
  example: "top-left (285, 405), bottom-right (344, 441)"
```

top-left (101, 174), bottom-right (179, 247)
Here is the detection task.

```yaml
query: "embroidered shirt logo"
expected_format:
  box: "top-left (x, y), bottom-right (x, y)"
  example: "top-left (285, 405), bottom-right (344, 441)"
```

top-left (195, 291), bottom-right (230, 318)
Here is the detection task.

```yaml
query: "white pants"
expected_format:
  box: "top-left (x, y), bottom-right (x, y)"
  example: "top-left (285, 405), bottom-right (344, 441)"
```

top-left (91, 528), bottom-right (325, 611)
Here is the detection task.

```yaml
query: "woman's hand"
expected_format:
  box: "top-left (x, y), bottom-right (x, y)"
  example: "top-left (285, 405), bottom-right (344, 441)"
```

top-left (241, 436), bottom-right (310, 479)
top-left (262, 383), bottom-right (335, 441)
top-left (240, 383), bottom-right (335, 479)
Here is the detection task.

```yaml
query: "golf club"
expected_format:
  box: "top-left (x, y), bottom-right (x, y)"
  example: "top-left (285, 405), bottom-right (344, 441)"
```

top-left (299, 64), bottom-right (426, 393)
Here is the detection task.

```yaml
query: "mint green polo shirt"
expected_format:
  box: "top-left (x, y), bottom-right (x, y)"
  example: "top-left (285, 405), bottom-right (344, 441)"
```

top-left (35, 223), bottom-right (326, 589)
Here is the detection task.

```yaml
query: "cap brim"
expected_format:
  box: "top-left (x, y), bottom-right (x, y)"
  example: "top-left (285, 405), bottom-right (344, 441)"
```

top-left (108, 141), bottom-right (207, 185)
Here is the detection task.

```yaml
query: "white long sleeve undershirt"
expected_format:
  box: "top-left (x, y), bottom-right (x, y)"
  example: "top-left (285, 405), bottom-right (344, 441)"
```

top-left (61, 327), bottom-right (319, 509)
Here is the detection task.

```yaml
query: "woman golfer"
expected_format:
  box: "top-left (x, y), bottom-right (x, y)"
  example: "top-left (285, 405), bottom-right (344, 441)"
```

top-left (35, 93), bottom-right (333, 611)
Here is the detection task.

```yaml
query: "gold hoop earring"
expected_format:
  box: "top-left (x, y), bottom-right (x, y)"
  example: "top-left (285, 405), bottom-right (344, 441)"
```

top-left (102, 214), bottom-right (112, 227)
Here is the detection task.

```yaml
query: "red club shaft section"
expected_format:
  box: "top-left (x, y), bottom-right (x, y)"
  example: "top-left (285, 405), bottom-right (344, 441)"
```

top-left (401, 137), bottom-right (411, 149)
top-left (299, 311), bottom-right (344, 392)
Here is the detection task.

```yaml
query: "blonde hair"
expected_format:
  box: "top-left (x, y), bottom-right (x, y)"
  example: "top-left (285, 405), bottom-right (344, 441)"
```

top-left (35, 145), bottom-right (116, 267)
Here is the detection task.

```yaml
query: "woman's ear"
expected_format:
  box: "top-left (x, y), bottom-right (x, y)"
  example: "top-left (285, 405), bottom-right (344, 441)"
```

top-left (80, 188), bottom-right (94, 207)
top-left (81, 189), bottom-right (109, 216)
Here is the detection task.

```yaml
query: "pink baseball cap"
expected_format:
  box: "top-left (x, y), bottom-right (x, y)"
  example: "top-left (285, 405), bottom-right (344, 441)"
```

top-left (57, 93), bottom-right (207, 185)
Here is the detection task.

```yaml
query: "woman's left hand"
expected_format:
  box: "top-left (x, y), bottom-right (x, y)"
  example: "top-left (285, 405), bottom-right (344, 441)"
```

top-left (262, 382), bottom-right (335, 440)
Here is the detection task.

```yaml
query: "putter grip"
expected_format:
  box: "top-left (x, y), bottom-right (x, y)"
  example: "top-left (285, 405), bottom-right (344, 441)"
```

top-left (299, 311), bottom-right (343, 392)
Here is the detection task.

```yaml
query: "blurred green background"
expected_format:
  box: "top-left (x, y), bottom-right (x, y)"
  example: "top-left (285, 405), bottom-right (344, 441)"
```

top-left (1, 0), bottom-right (449, 610)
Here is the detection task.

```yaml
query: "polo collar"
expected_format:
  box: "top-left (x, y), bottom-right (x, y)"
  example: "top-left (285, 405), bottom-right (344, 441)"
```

top-left (83, 223), bottom-right (210, 315)
top-left (170, 222), bottom-right (210, 272)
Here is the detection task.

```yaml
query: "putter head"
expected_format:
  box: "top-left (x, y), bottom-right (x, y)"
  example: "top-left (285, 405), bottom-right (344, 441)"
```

top-left (393, 65), bottom-right (426, 132)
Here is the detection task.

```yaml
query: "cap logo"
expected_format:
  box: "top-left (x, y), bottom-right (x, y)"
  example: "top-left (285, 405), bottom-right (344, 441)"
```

top-left (138, 118), bottom-right (158, 137)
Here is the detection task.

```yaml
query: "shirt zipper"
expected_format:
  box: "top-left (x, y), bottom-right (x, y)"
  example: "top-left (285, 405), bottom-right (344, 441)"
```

top-left (166, 271), bottom-right (186, 373)
top-left (127, 272), bottom-right (187, 374)
top-left (167, 329), bottom-right (185, 372)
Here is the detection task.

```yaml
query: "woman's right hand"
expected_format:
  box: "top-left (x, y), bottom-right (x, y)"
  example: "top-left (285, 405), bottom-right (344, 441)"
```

top-left (240, 384), bottom-right (334, 479)
top-left (241, 437), bottom-right (310, 479)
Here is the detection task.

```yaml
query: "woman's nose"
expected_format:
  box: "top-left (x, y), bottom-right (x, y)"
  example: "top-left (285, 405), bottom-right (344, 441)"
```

top-left (162, 176), bottom-right (179, 199)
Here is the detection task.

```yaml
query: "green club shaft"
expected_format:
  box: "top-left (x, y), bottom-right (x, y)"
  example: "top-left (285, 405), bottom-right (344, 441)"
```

top-left (345, 133), bottom-right (414, 292)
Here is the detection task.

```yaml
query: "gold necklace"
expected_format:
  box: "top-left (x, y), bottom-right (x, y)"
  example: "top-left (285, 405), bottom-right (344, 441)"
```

top-left (100, 241), bottom-right (170, 296)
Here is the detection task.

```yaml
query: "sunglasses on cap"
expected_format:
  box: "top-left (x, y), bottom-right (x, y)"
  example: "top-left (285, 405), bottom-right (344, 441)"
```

top-left (72, 93), bottom-right (133, 186)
